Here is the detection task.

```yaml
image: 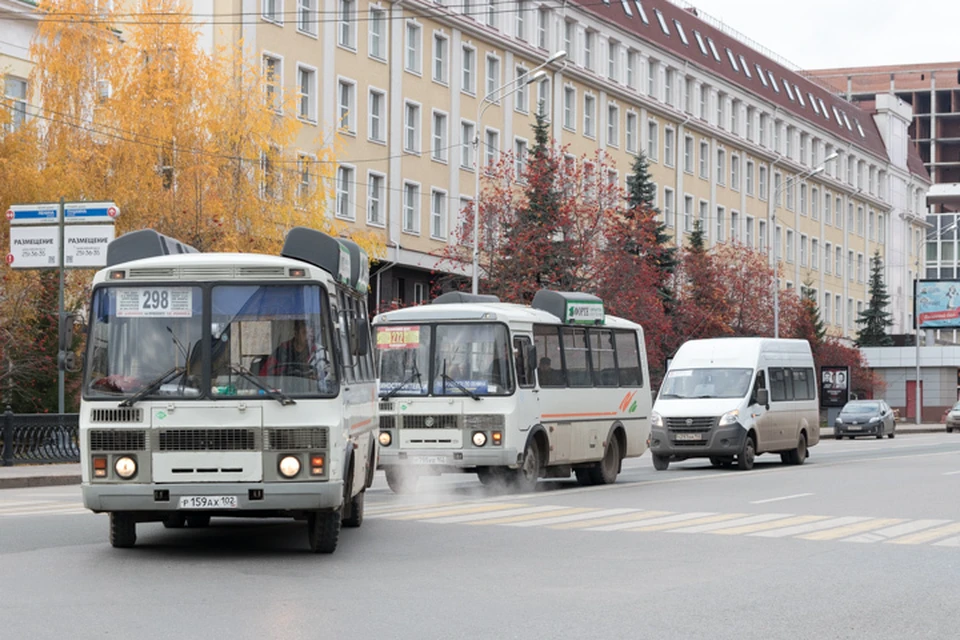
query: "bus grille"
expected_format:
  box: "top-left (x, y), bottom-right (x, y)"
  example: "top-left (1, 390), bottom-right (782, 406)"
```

top-left (90, 407), bottom-right (143, 423)
top-left (264, 427), bottom-right (328, 451)
top-left (379, 416), bottom-right (396, 430)
top-left (89, 429), bottom-right (147, 452)
top-left (158, 429), bottom-right (256, 452)
top-left (402, 415), bottom-right (460, 429)
top-left (665, 417), bottom-right (716, 432)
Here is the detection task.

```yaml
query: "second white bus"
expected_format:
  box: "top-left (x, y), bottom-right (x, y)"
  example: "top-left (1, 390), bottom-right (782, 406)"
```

top-left (372, 290), bottom-right (652, 493)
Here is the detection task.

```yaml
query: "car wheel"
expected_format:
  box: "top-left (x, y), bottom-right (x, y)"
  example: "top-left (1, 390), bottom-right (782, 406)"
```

top-left (652, 454), bottom-right (670, 471)
top-left (889, 432), bottom-right (895, 439)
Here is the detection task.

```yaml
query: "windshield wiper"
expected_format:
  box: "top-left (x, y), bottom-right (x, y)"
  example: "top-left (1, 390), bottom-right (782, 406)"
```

top-left (228, 364), bottom-right (296, 406)
top-left (441, 360), bottom-right (481, 401)
top-left (118, 366), bottom-right (185, 408)
top-left (383, 361), bottom-right (423, 399)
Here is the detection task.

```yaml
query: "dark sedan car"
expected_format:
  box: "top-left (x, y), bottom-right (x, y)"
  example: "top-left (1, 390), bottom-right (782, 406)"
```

top-left (835, 400), bottom-right (896, 439)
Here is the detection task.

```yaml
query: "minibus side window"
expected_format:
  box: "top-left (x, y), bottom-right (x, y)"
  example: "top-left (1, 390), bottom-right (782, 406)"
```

top-left (769, 368), bottom-right (788, 402)
top-left (751, 370), bottom-right (766, 405)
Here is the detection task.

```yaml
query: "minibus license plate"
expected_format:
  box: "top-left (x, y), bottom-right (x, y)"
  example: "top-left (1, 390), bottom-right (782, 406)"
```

top-left (413, 456), bottom-right (446, 465)
top-left (178, 496), bottom-right (238, 509)
top-left (674, 433), bottom-right (703, 441)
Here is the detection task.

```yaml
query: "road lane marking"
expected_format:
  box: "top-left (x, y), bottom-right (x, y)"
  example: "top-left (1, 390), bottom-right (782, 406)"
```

top-left (549, 510), bottom-right (668, 530)
top-left (933, 536), bottom-right (960, 547)
top-left (750, 493), bottom-right (814, 504)
top-left (587, 512), bottom-right (708, 532)
top-left (799, 518), bottom-right (905, 541)
top-left (365, 501), bottom-right (464, 515)
top-left (505, 508), bottom-right (637, 528)
top-left (429, 505), bottom-right (558, 524)
top-left (844, 519), bottom-right (951, 543)
top-left (751, 516), bottom-right (871, 538)
top-left (942, 470), bottom-right (960, 476)
top-left (372, 503), bottom-right (524, 521)
top-left (628, 513), bottom-right (746, 532)
top-left (468, 507), bottom-right (592, 525)
top-left (710, 514), bottom-right (829, 536)
top-left (0, 503), bottom-right (78, 514)
top-left (672, 513), bottom-right (792, 533)
top-left (887, 522), bottom-right (960, 545)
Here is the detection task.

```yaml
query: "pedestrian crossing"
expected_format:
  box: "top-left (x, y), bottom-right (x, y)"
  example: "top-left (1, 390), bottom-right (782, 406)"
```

top-left (366, 501), bottom-right (960, 548)
top-left (0, 499), bottom-right (89, 517)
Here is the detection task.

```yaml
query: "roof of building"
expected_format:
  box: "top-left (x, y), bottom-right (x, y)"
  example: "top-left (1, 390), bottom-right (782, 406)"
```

top-left (573, 0), bottom-right (890, 162)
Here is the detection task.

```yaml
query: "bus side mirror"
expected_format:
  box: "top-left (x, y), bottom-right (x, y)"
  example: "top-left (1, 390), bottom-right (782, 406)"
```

top-left (59, 313), bottom-right (86, 351)
top-left (755, 388), bottom-right (769, 407)
top-left (527, 344), bottom-right (537, 364)
top-left (353, 317), bottom-right (370, 357)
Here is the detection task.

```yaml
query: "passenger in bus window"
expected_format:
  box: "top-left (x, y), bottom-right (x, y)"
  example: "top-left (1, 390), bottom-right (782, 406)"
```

top-left (537, 357), bottom-right (559, 386)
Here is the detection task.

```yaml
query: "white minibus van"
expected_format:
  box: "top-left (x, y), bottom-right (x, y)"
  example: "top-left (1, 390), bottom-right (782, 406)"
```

top-left (648, 338), bottom-right (819, 471)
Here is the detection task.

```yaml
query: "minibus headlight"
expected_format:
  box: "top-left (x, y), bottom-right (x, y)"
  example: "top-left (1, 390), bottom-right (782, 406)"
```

top-left (378, 431), bottom-right (392, 447)
top-left (650, 412), bottom-right (663, 428)
top-left (278, 455), bottom-right (301, 478)
top-left (114, 456), bottom-right (137, 479)
top-left (718, 410), bottom-right (740, 427)
top-left (472, 431), bottom-right (487, 447)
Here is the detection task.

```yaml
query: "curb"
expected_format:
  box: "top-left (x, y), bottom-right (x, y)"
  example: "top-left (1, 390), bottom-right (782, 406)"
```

top-left (0, 474), bottom-right (82, 490)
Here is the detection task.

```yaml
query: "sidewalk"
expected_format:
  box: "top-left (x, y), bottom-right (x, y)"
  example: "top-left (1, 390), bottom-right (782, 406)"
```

top-left (0, 423), bottom-right (951, 489)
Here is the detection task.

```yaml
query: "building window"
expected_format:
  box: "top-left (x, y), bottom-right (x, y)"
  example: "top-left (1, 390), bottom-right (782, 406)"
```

top-left (730, 210), bottom-right (739, 243)
top-left (433, 33), bottom-right (448, 84)
top-left (484, 128), bottom-right (499, 167)
top-left (564, 20), bottom-right (575, 59)
top-left (746, 107), bottom-right (755, 141)
top-left (857, 206), bottom-right (865, 236)
top-left (298, 0), bottom-right (318, 36)
top-left (296, 154), bottom-right (313, 204)
top-left (514, 138), bottom-right (528, 177)
top-left (824, 192), bottom-right (832, 225)
top-left (297, 65), bottom-right (316, 122)
top-left (368, 8), bottom-right (385, 59)
top-left (404, 102), bottom-right (420, 153)
top-left (836, 247), bottom-right (843, 278)
top-left (683, 135), bottom-right (693, 174)
top-left (699, 200), bottom-right (709, 230)
top-left (536, 77), bottom-right (551, 117)
top-left (368, 89), bottom-right (385, 142)
top-left (663, 128), bottom-right (675, 167)
top-left (607, 40), bottom-right (619, 81)
top-left (431, 189), bottom-right (447, 239)
top-left (584, 95), bottom-right (596, 138)
top-left (800, 234), bottom-right (808, 266)
top-left (836, 294), bottom-right (842, 326)
top-left (647, 120), bottom-right (658, 161)
top-left (485, 55), bottom-right (500, 98)
top-left (786, 180), bottom-right (795, 211)
top-left (811, 188), bottom-right (819, 220)
top-left (338, 0), bottom-right (356, 49)
top-left (848, 250), bottom-right (854, 282)
top-left (626, 50), bottom-right (637, 88)
top-left (515, 0), bottom-right (527, 39)
top-left (367, 173), bottom-right (385, 225)
top-left (759, 165), bottom-right (768, 200)
top-left (563, 87), bottom-right (576, 131)
top-left (699, 140), bottom-right (708, 178)
top-left (337, 79), bottom-right (356, 133)
top-left (626, 113), bottom-right (638, 154)
top-left (745, 161), bottom-right (754, 195)
top-left (774, 173), bottom-right (782, 207)
top-left (485, 0), bottom-right (497, 28)
top-left (878, 214), bottom-right (885, 244)
top-left (664, 188), bottom-right (675, 227)
top-left (684, 77), bottom-right (694, 113)
top-left (263, 55), bottom-right (281, 112)
top-left (432, 111), bottom-right (448, 162)
top-left (786, 229), bottom-right (794, 262)
top-left (759, 220), bottom-right (767, 252)
top-left (537, 7), bottom-right (549, 49)
top-left (857, 253), bottom-right (864, 283)
top-left (461, 121), bottom-right (475, 169)
top-left (584, 31), bottom-right (595, 70)
top-left (462, 46), bottom-right (476, 95)
top-left (716, 149), bottom-right (725, 185)
top-left (262, 0), bottom-right (282, 23)
top-left (698, 84), bottom-right (707, 119)
top-left (515, 66), bottom-right (529, 113)
top-left (824, 242), bottom-right (832, 274)
top-left (336, 166), bottom-right (355, 220)
top-left (403, 183), bottom-right (420, 233)
top-left (716, 206), bottom-right (725, 242)
top-left (647, 59), bottom-right (657, 96)
top-left (823, 293), bottom-right (831, 325)
top-left (811, 238), bottom-right (819, 270)
top-left (405, 22), bottom-right (422, 74)
top-left (730, 155), bottom-right (739, 190)
top-left (607, 104), bottom-right (619, 147)
top-left (745, 216), bottom-right (754, 247)
top-left (684, 195), bottom-right (694, 232)
top-left (3, 77), bottom-right (28, 131)
top-left (664, 69), bottom-right (674, 105)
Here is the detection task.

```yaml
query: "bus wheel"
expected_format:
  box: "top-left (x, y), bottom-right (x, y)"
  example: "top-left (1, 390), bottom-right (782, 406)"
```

top-left (511, 441), bottom-right (541, 493)
top-left (186, 514), bottom-right (211, 528)
top-left (477, 467), bottom-right (505, 487)
top-left (652, 454), bottom-right (670, 471)
top-left (162, 514), bottom-right (186, 529)
top-left (342, 489), bottom-right (365, 528)
top-left (109, 512), bottom-right (137, 548)
top-left (307, 509), bottom-right (341, 554)
top-left (385, 468), bottom-right (418, 494)
top-left (595, 437), bottom-right (621, 485)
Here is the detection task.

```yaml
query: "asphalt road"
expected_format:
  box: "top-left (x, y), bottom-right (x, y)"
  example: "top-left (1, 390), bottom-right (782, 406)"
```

top-left (3, 434), bottom-right (960, 640)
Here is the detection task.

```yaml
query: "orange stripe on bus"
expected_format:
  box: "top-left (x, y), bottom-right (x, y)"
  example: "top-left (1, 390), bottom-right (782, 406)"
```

top-left (350, 418), bottom-right (373, 431)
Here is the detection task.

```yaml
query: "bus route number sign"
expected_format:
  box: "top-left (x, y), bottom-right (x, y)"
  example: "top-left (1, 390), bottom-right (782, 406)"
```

top-left (376, 326), bottom-right (420, 349)
top-left (116, 287), bottom-right (194, 318)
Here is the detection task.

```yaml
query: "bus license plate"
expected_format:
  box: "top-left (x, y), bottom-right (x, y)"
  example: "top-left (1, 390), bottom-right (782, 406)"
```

top-left (674, 433), bottom-right (703, 441)
top-left (412, 456), bottom-right (446, 465)
top-left (178, 496), bottom-right (238, 509)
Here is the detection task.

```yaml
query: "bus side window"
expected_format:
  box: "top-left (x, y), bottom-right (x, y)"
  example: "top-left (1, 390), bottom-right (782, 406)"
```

top-left (561, 327), bottom-right (591, 387)
top-left (614, 330), bottom-right (643, 387)
top-left (589, 329), bottom-right (618, 387)
top-left (533, 324), bottom-right (565, 387)
top-left (514, 336), bottom-right (535, 388)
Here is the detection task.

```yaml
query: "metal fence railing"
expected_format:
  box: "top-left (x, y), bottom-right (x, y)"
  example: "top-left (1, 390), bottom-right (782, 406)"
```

top-left (1, 407), bottom-right (80, 466)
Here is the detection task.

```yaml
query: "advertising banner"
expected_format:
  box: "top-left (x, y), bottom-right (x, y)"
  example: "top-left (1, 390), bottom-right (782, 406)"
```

top-left (916, 279), bottom-right (960, 329)
top-left (821, 365), bottom-right (850, 408)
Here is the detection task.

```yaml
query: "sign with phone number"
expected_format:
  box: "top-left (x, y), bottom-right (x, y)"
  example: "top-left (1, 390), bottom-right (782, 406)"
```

top-left (376, 326), bottom-right (421, 349)
top-left (116, 287), bottom-right (194, 318)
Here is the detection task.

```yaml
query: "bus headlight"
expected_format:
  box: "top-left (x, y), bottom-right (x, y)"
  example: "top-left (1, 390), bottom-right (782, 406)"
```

top-left (278, 455), bottom-right (301, 478)
top-left (114, 456), bottom-right (137, 479)
top-left (650, 412), bottom-right (663, 428)
top-left (719, 410), bottom-right (740, 427)
top-left (472, 431), bottom-right (487, 447)
top-left (378, 431), bottom-right (392, 447)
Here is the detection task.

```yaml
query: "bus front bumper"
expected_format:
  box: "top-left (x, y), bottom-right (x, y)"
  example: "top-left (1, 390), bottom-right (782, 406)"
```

top-left (82, 480), bottom-right (344, 513)
top-left (378, 447), bottom-right (520, 470)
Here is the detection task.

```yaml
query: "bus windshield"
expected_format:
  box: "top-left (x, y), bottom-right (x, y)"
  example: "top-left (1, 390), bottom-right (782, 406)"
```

top-left (377, 323), bottom-right (514, 397)
top-left (659, 368), bottom-right (754, 400)
top-left (85, 283), bottom-right (337, 400)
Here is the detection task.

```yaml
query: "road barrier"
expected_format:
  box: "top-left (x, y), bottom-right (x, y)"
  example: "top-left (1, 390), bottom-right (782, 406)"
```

top-left (1, 406), bottom-right (80, 466)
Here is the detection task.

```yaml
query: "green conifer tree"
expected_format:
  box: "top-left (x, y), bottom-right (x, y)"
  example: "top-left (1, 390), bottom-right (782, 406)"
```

top-left (856, 251), bottom-right (894, 347)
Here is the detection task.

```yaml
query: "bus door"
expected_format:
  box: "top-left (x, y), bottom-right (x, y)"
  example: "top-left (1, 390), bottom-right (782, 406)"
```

top-left (513, 335), bottom-right (540, 442)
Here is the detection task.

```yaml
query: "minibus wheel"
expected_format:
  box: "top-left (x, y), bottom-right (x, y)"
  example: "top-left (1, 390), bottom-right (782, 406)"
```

top-left (109, 512), bottom-right (137, 548)
top-left (737, 436), bottom-right (756, 471)
top-left (652, 454), bottom-right (670, 471)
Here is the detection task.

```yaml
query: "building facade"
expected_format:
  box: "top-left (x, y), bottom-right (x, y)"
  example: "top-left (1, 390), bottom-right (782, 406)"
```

top-left (0, 0), bottom-right (37, 134)
top-left (4, 1), bottom-right (932, 340)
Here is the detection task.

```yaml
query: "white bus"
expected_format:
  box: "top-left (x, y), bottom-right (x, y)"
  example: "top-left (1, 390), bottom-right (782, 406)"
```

top-left (79, 228), bottom-right (377, 553)
top-left (372, 290), bottom-right (652, 493)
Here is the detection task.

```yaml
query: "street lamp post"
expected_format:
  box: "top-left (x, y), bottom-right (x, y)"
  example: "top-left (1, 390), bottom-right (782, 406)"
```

top-left (914, 221), bottom-right (958, 424)
top-left (770, 152), bottom-right (838, 338)
top-left (471, 51), bottom-right (567, 294)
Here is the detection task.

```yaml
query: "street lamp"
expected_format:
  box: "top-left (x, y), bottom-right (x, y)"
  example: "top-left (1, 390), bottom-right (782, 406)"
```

top-left (771, 152), bottom-right (839, 338)
top-left (471, 50), bottom-right (567, 294)
top-left (913, 220), bottom-right (958, 424)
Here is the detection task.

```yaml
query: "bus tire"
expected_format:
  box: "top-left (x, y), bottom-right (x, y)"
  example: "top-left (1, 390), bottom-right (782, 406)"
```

top-left (385, 468), bottom-right (418, 494)
top-left (511, 441), bottom-right (541, 493)
top-left (307, 509), bottom-right (341, 554)
top-left (109, 512), bottom-right (137, 548)
top-left (595, 436), bottom-right (621, 485)
top-left (477, 467), bottom-right (504, 486)
top-left (343, 489), bottom-right (365, 528)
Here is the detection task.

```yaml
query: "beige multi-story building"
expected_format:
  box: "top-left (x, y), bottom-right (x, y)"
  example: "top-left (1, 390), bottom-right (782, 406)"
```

top-left (0, 0), bottom-right (37, 133)
top-left (4, 0), bottom-right (932, 342)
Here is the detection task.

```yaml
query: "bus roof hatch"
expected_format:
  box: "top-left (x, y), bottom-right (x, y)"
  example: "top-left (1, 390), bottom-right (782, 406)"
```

top-left (432, 291), bottom-right (501, 305)
top-left (531, 290), bottom-right (605, 325)
top-left (106, 229), bottom-right (198, 267)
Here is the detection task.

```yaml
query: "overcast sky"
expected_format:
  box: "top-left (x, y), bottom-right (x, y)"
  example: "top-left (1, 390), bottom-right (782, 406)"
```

top-left (677, 0), bottom-right (960, 70)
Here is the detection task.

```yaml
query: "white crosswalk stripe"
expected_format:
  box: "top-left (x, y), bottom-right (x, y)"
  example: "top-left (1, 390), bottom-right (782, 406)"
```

top-left (0, 501), bottom-right (89, 517)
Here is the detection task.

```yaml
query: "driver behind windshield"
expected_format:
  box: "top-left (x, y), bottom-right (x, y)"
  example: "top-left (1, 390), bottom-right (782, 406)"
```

top-left (260, 319), bottom-right (314, 376)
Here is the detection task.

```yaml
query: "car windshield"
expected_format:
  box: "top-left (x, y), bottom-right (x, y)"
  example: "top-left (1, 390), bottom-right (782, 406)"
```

top-left (85, 283), bottom-right (337, 399)
top-left (377, 323), bottom-right (514, 396)
top-left (659, 367), bottom-right (754, 399)
top-left (843, 402), bottom-right (879, 414)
